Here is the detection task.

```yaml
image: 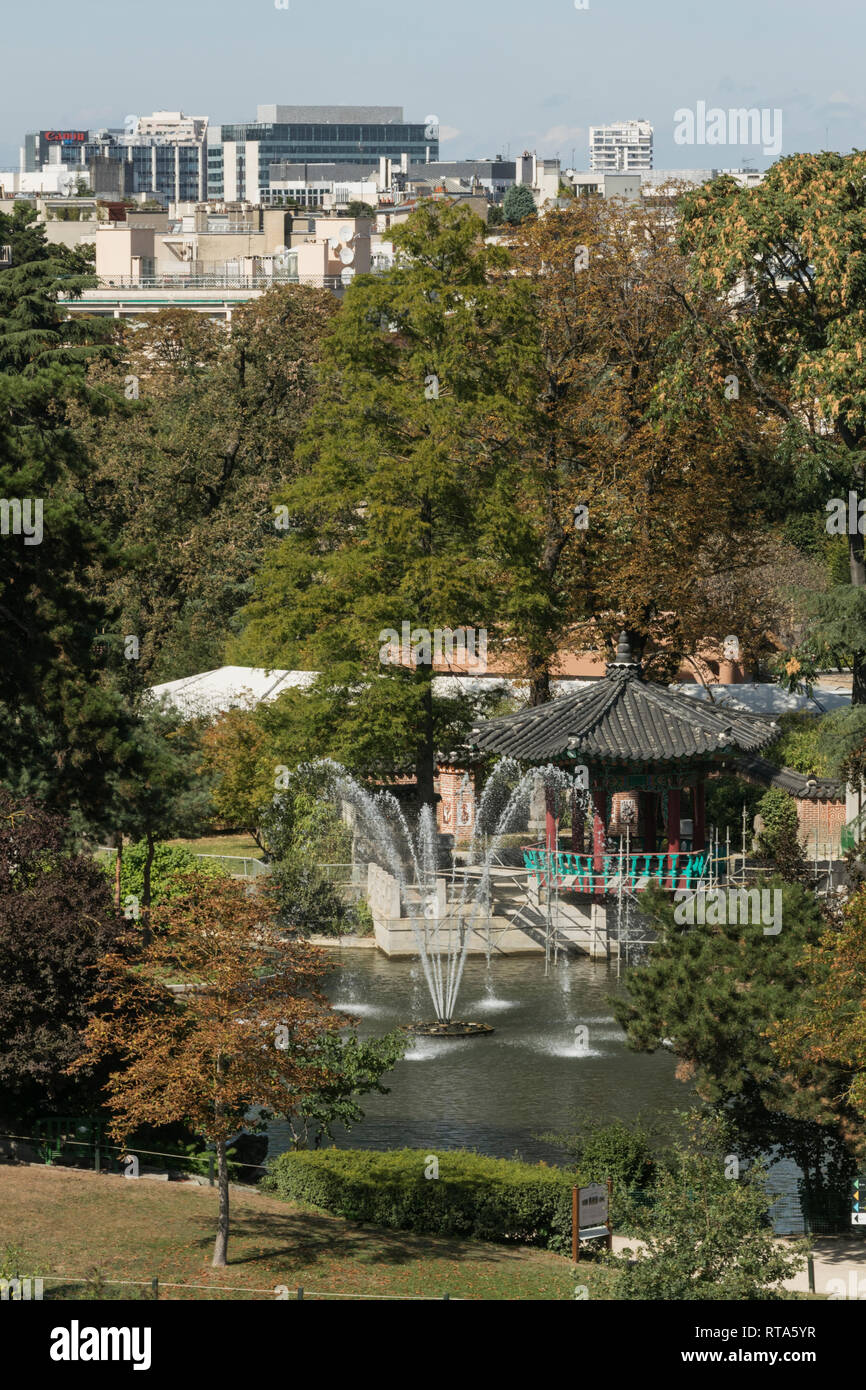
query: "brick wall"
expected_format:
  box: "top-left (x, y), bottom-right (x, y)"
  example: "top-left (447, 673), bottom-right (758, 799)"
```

top-left (796, 797), bottom-right (845, 857)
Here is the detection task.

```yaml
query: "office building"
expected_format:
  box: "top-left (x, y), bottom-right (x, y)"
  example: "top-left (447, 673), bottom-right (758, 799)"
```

top-left (22, 113), bottom-right (209, 203)
top-left (208, 105), bottom-right (438, 202)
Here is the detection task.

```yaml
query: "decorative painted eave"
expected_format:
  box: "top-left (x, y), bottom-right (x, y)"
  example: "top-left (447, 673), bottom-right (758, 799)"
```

top-left (469, 632), bottom-right (779, 764)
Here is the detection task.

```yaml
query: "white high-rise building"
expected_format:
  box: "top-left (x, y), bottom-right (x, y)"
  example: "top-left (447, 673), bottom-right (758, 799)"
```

top-left (589, 119), bottom-right (653, 173)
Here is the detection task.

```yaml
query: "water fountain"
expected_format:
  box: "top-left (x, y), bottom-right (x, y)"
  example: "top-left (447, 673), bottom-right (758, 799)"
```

top-left (270, 757), bottom-right (588, 1033)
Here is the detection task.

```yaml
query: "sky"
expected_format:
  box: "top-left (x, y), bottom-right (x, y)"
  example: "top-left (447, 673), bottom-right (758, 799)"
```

top-left (2, 0), bottom-right (865, 171)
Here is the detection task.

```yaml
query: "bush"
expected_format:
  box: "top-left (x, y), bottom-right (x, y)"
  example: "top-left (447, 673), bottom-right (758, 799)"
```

top-left (264, 1147), bottom-right (575, 1251)
top-left (755, 787), bottom-right (799, 856)
top-left (545, 1118), bottom-right (657, 1193)
top-left (111, 841), bottom-right (228, 908)
top-left (267, 850), bottom-right (362, 937)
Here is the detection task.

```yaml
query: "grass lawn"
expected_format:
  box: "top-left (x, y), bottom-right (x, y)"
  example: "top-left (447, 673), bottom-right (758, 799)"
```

top-left (97, 835), bottom-right (264, 862)
top-left (166, 833), bottom-right (264, 860)
top-left (0, 1166), bottom-right (583, 1301)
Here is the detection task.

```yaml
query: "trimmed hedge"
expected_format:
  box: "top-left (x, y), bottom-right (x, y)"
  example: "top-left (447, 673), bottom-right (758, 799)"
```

top-left (264, 1148), bottom-right (574, 1252)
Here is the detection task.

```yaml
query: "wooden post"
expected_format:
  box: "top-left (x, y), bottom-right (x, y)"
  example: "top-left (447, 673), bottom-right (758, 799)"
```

top-left (296, 1286), bottom-right (304, 1300)
top-left (151, 1277), bottom-right (159, 1301)
top-left (666, 787), bottom-right (681, 888)
top-left (572, 1185), bottom-right (579, 1263)
top-left (606, 1177), bottom-right (613, 1254)
top-left (592, 789), bottom-right (606, 895)
top-left (545, 787), bottom-right (557, 853)
top-left (208, 1153), bottom-right (215, 1187)
top-left (693, 779), bottom-right (706, 853)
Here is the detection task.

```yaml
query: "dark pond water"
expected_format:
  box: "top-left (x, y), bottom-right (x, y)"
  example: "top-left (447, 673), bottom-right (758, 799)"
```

top-left (266, 949), bottom-right (688, 1162)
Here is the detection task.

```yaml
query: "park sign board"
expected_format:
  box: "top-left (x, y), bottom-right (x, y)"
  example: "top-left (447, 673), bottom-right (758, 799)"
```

top-left (853, 1175), bottom-right (865, 1225)
top-left (578, 1182), bottom-right (609, 1228)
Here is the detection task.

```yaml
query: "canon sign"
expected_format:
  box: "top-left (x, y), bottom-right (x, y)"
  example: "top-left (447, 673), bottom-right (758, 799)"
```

top-left (41, 130), bottom-right (87, 143)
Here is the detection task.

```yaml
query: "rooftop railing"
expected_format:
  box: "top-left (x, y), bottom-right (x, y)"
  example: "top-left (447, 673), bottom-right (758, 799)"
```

top-left (89, 274), bottom-right (350, 290)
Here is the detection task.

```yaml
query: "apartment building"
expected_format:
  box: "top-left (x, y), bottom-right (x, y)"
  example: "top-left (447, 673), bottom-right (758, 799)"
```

top-left (589, 119), bottom-right (653, 173)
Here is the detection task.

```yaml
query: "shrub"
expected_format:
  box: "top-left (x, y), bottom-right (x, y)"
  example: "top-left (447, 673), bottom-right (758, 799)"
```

top-left (111, 840), bottom-right (228, 908)
top-left (545, 1118), bottom-right (657, 1193)
top-left (264, 1147), bottom-right (575, 1251)
top-left (755, 787), bottom-right (799, 856)
top-left (267, 850), bottom-right (361, 937)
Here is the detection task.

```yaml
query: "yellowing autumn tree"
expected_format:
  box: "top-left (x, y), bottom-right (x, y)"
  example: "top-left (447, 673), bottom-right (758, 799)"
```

top-left (76, 874), bottom-right (345, 1266)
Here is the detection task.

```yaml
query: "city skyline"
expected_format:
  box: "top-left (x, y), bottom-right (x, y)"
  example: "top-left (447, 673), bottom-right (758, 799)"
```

top-left (2, 0), bottom-right (865, 172)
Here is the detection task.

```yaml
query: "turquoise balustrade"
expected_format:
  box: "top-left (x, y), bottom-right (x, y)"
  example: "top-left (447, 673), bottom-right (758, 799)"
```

top-left (522, 847), bottom-right (715, 893)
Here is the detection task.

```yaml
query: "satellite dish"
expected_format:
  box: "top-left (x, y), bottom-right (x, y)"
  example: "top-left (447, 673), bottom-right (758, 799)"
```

top-left (340, 267), bottom-right (355, 285)
top-left (339, 246), bottom-right (354, 265)
top-left (274, 245), bottom-right (289, 256)
top-left (328, 237), bottom-right (341, 250)
top-left (338, 223), bottom-right (353, 242)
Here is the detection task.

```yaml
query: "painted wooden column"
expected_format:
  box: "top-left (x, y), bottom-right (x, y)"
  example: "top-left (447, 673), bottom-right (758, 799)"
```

top-left (592, 788), bottom-right (607, 895)
top-left (693, 779), bottom-right (706, 853)
top-left (545, 787), bottom-right (557, 853)
top-left (666, 787), bottom-right (681, 888)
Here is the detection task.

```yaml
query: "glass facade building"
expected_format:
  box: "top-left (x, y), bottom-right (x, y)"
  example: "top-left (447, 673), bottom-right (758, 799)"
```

top-left (208, 118), bottom-right (438, 201)
top-left (24, 118), bottom-right (209, 202)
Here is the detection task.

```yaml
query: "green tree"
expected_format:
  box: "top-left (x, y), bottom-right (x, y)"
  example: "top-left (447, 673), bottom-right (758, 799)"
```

top-left (278, 1030), bottom-right (406, 1149)
top-left (614, 881), bottom-right (858, 1219)
top-left (502, 184), bottom-right (536, 225)
top-left (599, 1112), bottom-right (807, 1300)
top-left (0, 204), bottom-right (129, 827)
top-left (769, 886), bottom-right (866, 1158)
top-left (232, 201), bottom-right (536, 805)
top-left (679, 154), bottom-right (866, 702)
top-left (77, 285), bottom-right (338, 682)
top-left (108, 701), bottom-right (212, 938)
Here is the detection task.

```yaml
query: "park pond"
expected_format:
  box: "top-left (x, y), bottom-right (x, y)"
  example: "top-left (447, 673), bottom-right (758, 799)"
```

top-left (266, 950), bottom-right (685, 1163)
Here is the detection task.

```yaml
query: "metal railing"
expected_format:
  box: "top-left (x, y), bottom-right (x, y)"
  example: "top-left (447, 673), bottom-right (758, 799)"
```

top-left (523, 846), bottom-right (716, 894)
top-left (91, 274), bottom-right (350, 291)
top-left (194, 852), bottom-right (269, 878)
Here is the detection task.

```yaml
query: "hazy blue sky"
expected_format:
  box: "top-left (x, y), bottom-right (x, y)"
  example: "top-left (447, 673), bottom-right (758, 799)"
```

top-left (2, 0), bottom-right (864, 170)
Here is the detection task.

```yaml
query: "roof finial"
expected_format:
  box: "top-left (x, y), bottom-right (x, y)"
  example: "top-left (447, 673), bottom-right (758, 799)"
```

top-left (606, 629), bottom-right (642, 679)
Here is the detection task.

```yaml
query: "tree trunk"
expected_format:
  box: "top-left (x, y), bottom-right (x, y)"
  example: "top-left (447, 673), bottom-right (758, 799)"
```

top-left (849, 466), bottom-right (866, 704)
top-left (142, 828), bottom-right (155, 945)
top-left (528, 655), bottom-right (551, 707)
top-left (212, 1139), bottom-right (229, 1267)
top-left (114, 834), bottom-right (123, 911)
top-left (414, 667), bottom-right (436, 810)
